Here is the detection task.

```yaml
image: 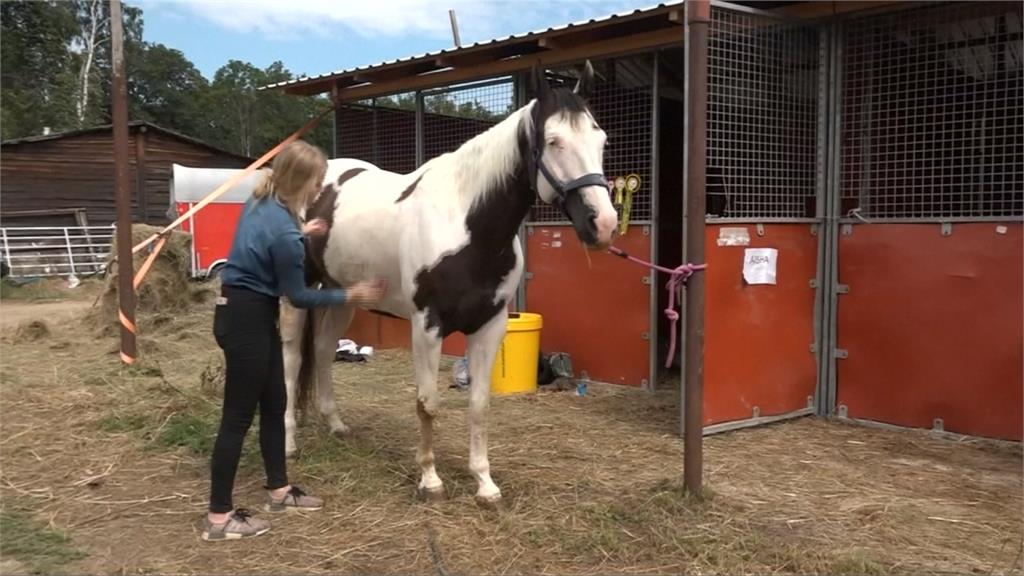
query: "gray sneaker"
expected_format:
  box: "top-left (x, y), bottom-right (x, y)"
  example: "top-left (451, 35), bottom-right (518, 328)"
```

top-left (201, 509), bottom-right (270, 541)
top-left (265, 485), bottom-right (324, 512)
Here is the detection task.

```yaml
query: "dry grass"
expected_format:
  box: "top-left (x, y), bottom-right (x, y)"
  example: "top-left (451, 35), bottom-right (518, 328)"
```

top-left (0, 294), bottom-right (1021, 575)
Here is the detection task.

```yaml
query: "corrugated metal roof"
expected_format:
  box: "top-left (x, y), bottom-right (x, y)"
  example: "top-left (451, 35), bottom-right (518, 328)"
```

top-left (262, 1), bottom-right (681, 92)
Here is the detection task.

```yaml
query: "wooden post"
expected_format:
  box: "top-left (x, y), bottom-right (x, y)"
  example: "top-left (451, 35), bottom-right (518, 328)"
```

top-left (684, 0), bottom-right (710, 494)
top-left (110, 0), bottom-right (136, 364)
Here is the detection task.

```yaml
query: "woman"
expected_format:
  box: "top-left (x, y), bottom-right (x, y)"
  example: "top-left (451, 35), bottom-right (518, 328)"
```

top-left (203, 140), bottom-right (384, 541)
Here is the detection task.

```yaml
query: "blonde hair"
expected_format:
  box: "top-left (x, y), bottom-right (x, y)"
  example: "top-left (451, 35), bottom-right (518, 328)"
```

top-left (253, 140), bottom-right (328, 217)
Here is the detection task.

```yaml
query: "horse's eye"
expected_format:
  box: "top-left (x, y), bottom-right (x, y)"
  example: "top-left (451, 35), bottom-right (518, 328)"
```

top-left (546, 138), bottom-right (560, 147)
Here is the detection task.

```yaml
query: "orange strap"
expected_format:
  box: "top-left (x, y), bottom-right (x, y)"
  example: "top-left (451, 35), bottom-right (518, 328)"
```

top-left (133, 236), bottom-right (166, 290)
top-left (132, 105), bottom-right (334, 257)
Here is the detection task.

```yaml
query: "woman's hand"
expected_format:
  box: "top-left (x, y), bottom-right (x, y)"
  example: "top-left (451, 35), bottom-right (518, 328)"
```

top-left (303, 218), bottom-right (328, 237)
top-left (346, 278), bottom-right (387, 306)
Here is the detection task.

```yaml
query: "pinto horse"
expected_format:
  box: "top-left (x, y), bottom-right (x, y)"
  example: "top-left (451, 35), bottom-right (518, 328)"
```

top-left (281, 62), bottom-right (617, 507)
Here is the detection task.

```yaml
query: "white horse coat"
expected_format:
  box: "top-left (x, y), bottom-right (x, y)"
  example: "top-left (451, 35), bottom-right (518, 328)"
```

top-left (281, 63), bottom-right (617, 506)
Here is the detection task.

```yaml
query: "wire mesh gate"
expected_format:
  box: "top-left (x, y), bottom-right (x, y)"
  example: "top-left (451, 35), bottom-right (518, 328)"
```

top-left (699, 3), bottom-right (825, 433)
top-left (840, 1), bottom-right (1023, 221)
top-left (830, 1), bottom-right (1023, 440)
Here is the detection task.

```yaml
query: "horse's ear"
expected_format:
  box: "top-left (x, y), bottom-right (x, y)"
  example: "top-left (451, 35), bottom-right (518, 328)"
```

top-left (531, 65), bottom-right (549, 99)
top-left (573, 60), bottom-right (595, 98)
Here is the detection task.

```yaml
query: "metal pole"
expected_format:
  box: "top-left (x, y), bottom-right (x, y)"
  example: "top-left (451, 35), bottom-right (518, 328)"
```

top-left (449, 9), bottom-right (462, 48)
top-left (684, 0), bottom-right (710, 494)
top-left (111, 0), bottom-right (137, 365)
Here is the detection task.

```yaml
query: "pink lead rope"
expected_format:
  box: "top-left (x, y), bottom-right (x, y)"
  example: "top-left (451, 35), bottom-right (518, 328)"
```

top-left (607, 246), bottom-right (708, 368)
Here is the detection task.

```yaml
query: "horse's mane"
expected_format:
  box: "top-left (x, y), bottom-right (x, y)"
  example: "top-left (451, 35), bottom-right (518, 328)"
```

top-left (445, 102), bottom-right (533, 207)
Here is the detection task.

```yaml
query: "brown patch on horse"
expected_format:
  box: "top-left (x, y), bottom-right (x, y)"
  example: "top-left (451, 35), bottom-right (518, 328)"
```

top-left (303, 184), bottom-right (339, 287)
top-left (336, 167), bottom-right (367, 187)
top-left (302, 168), bottom-right (369, 286)
top-left (396, 172), bottom-right (426, 203)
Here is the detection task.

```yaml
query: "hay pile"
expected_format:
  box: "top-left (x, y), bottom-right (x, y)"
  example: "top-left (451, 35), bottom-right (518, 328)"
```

top-left (90, 224), bottom-right (214, 332)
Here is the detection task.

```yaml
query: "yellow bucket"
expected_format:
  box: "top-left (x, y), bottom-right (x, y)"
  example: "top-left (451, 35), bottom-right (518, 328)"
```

top-left (490, 312), bottom-right (543, 395)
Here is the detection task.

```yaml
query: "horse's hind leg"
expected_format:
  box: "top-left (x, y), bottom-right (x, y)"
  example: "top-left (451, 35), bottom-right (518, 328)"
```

top-left (465, 312), bottom-right (508, 507)
top-left (314, 304), bottom-right (355, 437)
top-left (412, 313), bottom-right (444, 500)
top-left (279, 299), bottom-right (306, 458)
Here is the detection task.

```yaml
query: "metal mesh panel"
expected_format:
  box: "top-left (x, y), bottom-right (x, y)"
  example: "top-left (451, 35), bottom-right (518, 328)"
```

top-left (528, 56), bottom-right (654, 223)
top-left (707, 7), bottom-right (820, 219)
top-left (841, 2), bottom-right (1024, 219)
top-left (421, 79), bottom-right (515, 164)
top-left (335, 94), bottom-right (417, 174)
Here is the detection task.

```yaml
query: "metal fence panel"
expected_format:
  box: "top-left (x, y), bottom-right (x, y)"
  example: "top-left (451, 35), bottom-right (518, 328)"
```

top-left (421, 78), bottom-right (516, 164)
top-left (707, 6), bottom-right (821, 219)
top-left (841, 1), bottom-right (1024, 220)
top-left (336, 94), bottom-right (417, 174)
top-left (1, 226), bottom-right (114, 277)
top-left (528, 55), bottom-right (655, 224)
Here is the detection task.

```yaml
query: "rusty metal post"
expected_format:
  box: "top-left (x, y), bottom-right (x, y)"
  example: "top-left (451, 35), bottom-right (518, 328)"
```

top-left (684, 0), bottom-right (710, 494)
top-left (110, 0), bottom-right (136, 364)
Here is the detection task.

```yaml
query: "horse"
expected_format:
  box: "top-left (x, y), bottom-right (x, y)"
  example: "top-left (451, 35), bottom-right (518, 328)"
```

top-left (280, 61), bottom-right (617, 507)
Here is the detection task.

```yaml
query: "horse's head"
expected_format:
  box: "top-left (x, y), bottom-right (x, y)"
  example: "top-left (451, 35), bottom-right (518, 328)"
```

top-left (528, 61), bottom-right (617, 250)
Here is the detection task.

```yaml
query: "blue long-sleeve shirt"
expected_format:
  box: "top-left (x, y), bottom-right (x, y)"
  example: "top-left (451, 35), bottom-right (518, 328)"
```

top-left (220, 196), bottom-right (346, 308)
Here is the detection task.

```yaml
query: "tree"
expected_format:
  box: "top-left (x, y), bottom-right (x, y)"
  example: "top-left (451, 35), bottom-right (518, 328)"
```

top-left (0, 0), bottom-right (79, 139)
top-left (127, 43), bottom-right (208, 136)
top-left (73, 0), bottom-right (106, 127)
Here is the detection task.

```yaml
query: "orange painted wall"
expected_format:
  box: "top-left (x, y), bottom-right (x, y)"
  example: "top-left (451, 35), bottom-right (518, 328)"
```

top-left (525, 226), bottom-right (652, 386)
top-left (704, 224), bottom-right (819, 426)
top-left (836, 223), bottom-right (1023, 441)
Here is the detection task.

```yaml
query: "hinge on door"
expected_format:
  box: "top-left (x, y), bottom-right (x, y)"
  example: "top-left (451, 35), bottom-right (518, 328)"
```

top-left (641, 332), bottom-right (651, 341)
top-left (642, 275), bottom-right (653, 285)
top-left (642, 226), bottom-right (651, 236)
top-left (809, 279), bottom-right (819, 289)
top-left (525, 272), bottom-right (534, 280)
top-left (941, 222), bottom-right (953, 236)
top-left (836, 284), bottom-right (850, 294)
top-left (837, 404), bottom-right (849, 418)
top-left (932, 418), bottom-right (945, 432)
top-left (809, 343), bottom-right (818, 354)
top-left (842, 224), bottom-right (853, 236)
top-left (810, 223), bottom-right (819, 236)
top-left (752, 406), bottom-right (761, 418)
top-left (756, 223), bottom-right (766, 237)
top-left (807, 395), bottom-right (815, 409)
top-left (834, 349), bottom-right (849, 359)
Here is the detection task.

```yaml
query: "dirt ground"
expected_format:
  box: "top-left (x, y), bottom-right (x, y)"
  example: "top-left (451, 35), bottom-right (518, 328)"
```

top-left (0, 287), bottom-right (1021, 575)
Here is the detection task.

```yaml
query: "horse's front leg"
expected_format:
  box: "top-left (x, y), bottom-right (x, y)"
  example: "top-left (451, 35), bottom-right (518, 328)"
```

top-left (412, 313), bottom-right (444, 501)
top-left (314, 304), bottom-right (355, 437)
top-left (466, 311), bottom-right (508, 507)
top-left (279, 299), bottom-right (306, 459)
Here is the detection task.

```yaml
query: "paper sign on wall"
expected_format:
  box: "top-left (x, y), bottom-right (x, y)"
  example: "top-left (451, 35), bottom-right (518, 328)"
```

top-left (743, 248), bottom-right (778, 285)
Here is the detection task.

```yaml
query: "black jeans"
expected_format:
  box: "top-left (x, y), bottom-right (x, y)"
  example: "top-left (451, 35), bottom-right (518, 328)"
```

top-left (209, 285), bottom-right (289, 513)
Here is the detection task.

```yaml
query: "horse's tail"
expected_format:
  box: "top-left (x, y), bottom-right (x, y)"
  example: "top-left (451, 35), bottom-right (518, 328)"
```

top-left (295, 308), bottom-right (317, 417)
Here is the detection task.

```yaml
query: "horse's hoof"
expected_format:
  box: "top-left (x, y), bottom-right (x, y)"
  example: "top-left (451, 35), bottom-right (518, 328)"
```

top-left (417, 486), bottom-right (446, 503)
top-left (474, 493), bottom-right (503, 510)
top-left (285, 450), bottom-right (298, 460)
top-left (330, 426), bottom-right (351, 439)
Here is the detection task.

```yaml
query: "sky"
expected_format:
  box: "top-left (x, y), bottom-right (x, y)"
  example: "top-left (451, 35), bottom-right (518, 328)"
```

top-left (133, 0), bottom-right (657, 81)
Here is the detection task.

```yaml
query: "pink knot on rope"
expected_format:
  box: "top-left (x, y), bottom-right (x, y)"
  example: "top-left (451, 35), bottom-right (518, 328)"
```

top-left (607, 246), bottom-right (707, 369)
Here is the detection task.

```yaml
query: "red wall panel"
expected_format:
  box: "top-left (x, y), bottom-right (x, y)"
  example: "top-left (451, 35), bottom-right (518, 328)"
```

top-left (526, 226), bottom-right (651, 386)
top-left (837, 223), bottom-right (1023, 441)
top-left (704, 224), bottom-right (819, 426)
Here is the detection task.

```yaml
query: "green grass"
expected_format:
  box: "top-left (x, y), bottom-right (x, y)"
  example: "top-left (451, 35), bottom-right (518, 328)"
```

top-left (96, 412), bottom-right (150, 433)
top-left (155, 411), bottom-right (218, 455)
top-left (0, 509), bottom-right (86, 575)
